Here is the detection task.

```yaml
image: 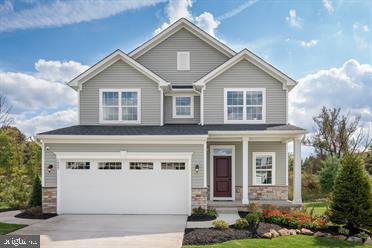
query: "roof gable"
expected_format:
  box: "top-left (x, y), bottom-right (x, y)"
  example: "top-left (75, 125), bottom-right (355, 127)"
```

top-left (129, 18), bottom-right (236, 59)
top-left (67, 50), bottom-right (169, 90)
top-left (194, 49), bottom-right (298, 91)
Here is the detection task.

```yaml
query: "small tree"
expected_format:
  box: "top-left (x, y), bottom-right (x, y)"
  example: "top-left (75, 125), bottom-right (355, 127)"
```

top-left (29, 175), bottom-right (42, 207)
top-left (329, 154), bottom-right (372, 229)
top-left (318, 156), bottom-right (340, 195)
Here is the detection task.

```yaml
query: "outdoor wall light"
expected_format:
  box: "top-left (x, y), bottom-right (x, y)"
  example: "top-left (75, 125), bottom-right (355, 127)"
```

top-left (195, 164), bottom-right (199, 173)
top-left (48, 164), bottom-right (54, 173)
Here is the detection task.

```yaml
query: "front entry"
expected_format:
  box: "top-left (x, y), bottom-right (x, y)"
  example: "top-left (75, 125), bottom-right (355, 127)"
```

top-left (213, 156), bottom-right (232, 198)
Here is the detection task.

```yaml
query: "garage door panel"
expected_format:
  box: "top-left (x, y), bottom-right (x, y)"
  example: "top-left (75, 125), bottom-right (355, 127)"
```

top-left (59, 160), bottom-right (189, 214)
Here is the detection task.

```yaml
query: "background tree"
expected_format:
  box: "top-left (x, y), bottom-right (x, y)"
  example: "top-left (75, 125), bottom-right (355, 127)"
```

top-left (0, 94), bottom-right (13, 127)
top-left (306, 107), bottom-right (372, 157)
top-left (318, 156), bottom-right (340, 195)
top-left (329, 154), bottom-right (372, 229)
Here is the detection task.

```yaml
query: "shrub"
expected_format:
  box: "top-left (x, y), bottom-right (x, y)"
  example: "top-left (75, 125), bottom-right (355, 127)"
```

top-left (212, 220), bottom-right (228, 230)
top-left (235, 218), bottom-right (249, 230)
top-left (247, 203), bottom-right (261, 213)
top-left (246, 212), bottom-right (263, 233)
top-left (29, 175), bottom-right (42, 207)
top-left (192, 206), bottom-right (206, 216)
top-left (356, 232), bottom-right (369, 241)
top-left (329, 154), bottom-right (372, 229)
top-left (318, 156), bottom-right (340, 194)
top-left (337, 226), bottom-right (350, 236)
top-left (207, 207), bottom-right (218, 218)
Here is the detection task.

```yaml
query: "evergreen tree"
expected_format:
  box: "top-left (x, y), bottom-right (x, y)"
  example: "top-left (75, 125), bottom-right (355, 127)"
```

top-left (329, 154), bottom-right (372, 228)
top-left (29, 175), bottom-right (42, 207)
top-left (318, 156), bottom-right (340, 194)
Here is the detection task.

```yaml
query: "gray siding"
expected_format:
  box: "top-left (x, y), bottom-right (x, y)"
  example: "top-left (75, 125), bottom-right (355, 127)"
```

top-left (80, 60), bottom-right (161, 125)
top-left (207, 141), bottom-right (286, 186)
top-left (204, 60), bottom-right (287, 124)
top-left (164, 96), bottom-right (200, 124)
top-left (43, 143), bottom-right (204, 187)
top-left (136, 28), bottom-right (229, 85)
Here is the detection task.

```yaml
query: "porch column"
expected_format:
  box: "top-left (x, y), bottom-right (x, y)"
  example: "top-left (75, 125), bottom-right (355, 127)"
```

top-left (242, 137), bottom-right (249, 204)
top-left (293, 137), bottom-right (302, 204)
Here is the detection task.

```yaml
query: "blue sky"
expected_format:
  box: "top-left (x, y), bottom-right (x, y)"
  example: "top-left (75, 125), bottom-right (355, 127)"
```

top-left (0, 0), bottom-right (371, 156)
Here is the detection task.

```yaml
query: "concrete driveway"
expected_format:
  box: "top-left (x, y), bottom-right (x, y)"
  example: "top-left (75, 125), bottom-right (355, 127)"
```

top-left (11, 215), bottom-right (187, 248)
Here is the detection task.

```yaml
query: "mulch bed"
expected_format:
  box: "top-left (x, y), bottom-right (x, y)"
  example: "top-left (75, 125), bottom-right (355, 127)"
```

top-left (238, 211), bottom-right (249, 218)
top-left (15, 212), bottom-right (57, 220)
top-left (187, 215), bottom-right (216, 221)
top-left (183, 228), bottom-right (252, 245)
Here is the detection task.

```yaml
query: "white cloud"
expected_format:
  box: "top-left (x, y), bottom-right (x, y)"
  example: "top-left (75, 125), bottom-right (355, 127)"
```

top-left (300, 39), bottom-right (319, 47)
top-left (353, 22), bottom-right (369, 32)
top-left (322, 0), bottom-right (334, 13)
top-left (289, 59), bottom-right (372, 133)
top-left (217, 0), bottom-right (259, 21)
top-left (286, 9), bottom-right (303, 29)
top-left (0, 0), bottom-right (164, 32)
top-left (14, 108), bottom-right (77, 136)
top-left (195, 12), bottom-right (220, 37)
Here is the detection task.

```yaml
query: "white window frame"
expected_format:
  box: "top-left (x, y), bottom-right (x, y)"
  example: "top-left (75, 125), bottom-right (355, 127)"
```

top-left (177, 51), bottom-right (190, 70)
top-left (172, 95), bottom-right (194, 118)
top-left (224, 88), bottom-right (266, 124)
top-left (252, 152), bottom-right (276, 186)
top-left (99, 88), bottom-right (141, 124)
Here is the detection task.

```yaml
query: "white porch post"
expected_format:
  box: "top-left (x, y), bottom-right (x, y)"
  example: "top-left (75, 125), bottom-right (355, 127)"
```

top-left (242, 137), bottom-right (249, 204)
top-left (293, 137), bottom-right (302, 204)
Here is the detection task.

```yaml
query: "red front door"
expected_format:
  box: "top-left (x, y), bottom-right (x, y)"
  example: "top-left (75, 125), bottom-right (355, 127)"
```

top-left (213, 156), bottom-right (232, 198)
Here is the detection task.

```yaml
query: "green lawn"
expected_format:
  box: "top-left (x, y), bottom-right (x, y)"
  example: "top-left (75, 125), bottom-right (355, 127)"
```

top-left (304, 201), bottom-right (328, 216)
top-left (0, 223), bottom-right (26, 234)
top-left (183, 235), bottom-right (368, 248)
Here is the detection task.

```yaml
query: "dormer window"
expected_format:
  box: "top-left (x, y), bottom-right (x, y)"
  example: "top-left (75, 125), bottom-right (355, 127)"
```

top-left (100, 89), bottom-right (141, 124)
top-left (173, 95), bottom-right (193, 118)
top-left (177, 51), bottom-right (190, 70)
top-left (224, 88), bottom-right (266, 123)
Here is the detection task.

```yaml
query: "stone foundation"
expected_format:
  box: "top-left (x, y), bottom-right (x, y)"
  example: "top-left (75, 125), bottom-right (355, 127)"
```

top-left (248, 186), bottom-right (288, 200)
top-left (192, 188), bottom-right (208, 209)
top-left (42, 187), bottom-right (57, 213)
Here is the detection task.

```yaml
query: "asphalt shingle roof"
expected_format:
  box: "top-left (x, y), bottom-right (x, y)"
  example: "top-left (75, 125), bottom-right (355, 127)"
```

top-left (38, 124), bottom-right (305, 136)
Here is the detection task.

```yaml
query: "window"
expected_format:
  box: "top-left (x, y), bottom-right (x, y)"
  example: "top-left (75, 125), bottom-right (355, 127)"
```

top-left (177, 52), bottom-right (190, 70)
top-left (253, 152), bottom-right (275, 185)
top-left (100, 89), bottom-right (140, 123)
top-left (161, 162), bottom-right (185, 170)
top-left (224, 88), bottom-right (265, 123)
top-left (213, 148), bottom-right (233, 156)
top-left (66, 162), bottom-right (90, 170)
top-left (173, 96), bottom-right (193, 118)
top-left (129, 162), bottom-right (153, 170)
top-left (98, 162), bottom-right (122, 170)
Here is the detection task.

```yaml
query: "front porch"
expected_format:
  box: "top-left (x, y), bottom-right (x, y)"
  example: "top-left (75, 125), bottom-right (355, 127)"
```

top-left (198, 129), bottom-right (305, 209)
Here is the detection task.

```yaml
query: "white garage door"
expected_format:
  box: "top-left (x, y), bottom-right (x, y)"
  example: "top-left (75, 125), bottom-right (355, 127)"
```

top-left (58, 159), bottom-right (190, 214)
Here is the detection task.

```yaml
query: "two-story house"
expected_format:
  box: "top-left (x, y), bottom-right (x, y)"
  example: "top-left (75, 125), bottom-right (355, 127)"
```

top-left (37, 18), bottom-right (306, 215)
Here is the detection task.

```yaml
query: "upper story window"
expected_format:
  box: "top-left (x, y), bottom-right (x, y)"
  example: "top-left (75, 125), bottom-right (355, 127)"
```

top-left (100, 89), bottom-right (141, 124)
top-left (224, 88), bottom-right (266, 123)
top-left (173, 95), bottom-right (194, 118)
top-left (253, 152), bottom-right (275, 185)
top-left (177, 52), bottom-right (190, 70)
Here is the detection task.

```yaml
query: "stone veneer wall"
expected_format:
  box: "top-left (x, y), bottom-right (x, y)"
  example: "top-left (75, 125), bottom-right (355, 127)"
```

top-left (248, 186), bottom-right (288, 200)
top-left (192, 188), bottom-right (208, 209)
top-left (42, 187), bottom-right (57, 213)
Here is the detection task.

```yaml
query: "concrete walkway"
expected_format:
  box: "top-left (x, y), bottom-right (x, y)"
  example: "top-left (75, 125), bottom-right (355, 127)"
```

top-left (0, 210), bottom-right (44, 225)
top-left (186, 208), bottom-right (240, 229)
top-left (11, 214), bottom-right (187, 248)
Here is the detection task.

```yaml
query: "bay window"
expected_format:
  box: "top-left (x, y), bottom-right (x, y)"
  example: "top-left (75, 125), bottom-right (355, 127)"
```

top-left (100, 89), bottom-right (140, 123)
top-left (224, 88), bottom-right (265, 123)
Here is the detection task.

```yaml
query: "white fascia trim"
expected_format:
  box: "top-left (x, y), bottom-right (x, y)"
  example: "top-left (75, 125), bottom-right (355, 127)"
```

top-left (129, 18), bottom-right (236, 59)
top-left (68, 50), bottom-right (169, 89)
top-left (54, 151), bottom-right (193, 160)
top-left (200, 87), bottom-right (204, 125)
top-left (208, 130), bottom-right (307, 136)
top-left (252, 152), bottom-right (276, 186)
top-left (172, 95), bottom-right (194, 118)
top-left (194, 49), bottom-right (297, 91)
top-left (224, 88), bottom-right (266, 124)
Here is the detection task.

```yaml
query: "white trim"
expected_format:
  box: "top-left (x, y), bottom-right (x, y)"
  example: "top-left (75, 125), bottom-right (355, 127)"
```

top-left (41, 142), bottom-right (45, 187)
top-left (224, 88), bottom-right (266, 124)
top-left (242, 137), bottom-right (249, 204)
top-left (54, 151), bottom-right (193, 160)
top-left (203, 141), bottom-right (207, 188)
top-left (57, 159), bottom-right (61, 214)
top-left (77, 88), bottom-right (80, 124)
top-left (200, 87), bottom-right (204, 125)
top-left (160, 88), bottom-right (164, 126)
top-left (188, 156), bottom-right (192, 215)
top-left (285, 143), bottom-right (288, 186)
top-left (293, 137), bottom-right (302, 204)
top-left (177, 51), bottom-right (190, 71)
top-left (99, 88), bottom-right (141, 124)
top-left (172, 95), bottom-right (194, 118)
top-left (252, 152), bottom-right (276, 186)
top-left (194, 49), bottom-right (297, 91)
top-left (68, 50), bottom-right (168, 89)
top-left (285, 89), bottom-right (288, 124)
top-left (209, 145), bottom-right (235, 201)
top-left (129, 18), bottom-right (235, 59)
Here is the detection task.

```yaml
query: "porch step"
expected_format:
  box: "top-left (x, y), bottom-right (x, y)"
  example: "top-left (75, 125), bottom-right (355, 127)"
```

top-left (215, 207), bottom-right (239, 214)
top-left (208, 200), bottom-right (245, 208)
